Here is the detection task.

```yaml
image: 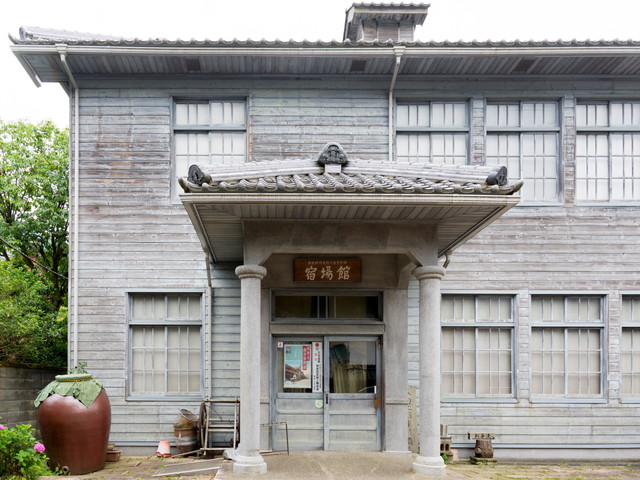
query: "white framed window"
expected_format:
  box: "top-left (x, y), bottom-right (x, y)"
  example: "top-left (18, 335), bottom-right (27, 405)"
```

top-left (486, 101), bottom-right (560, 203)
top-left (441, 295), bottom-right (514, 398)
top-left (531, 295), bottom-right (603, 399)
top-left (128, 293), bottom-right (203, 399)
top-left (576, 101), bottom-right (640, 202)
top-left (173, 100), bottom-right (246, 196)
top-left (621, 296), bottom-right (640, 399)
top-left (396, 102), bottom-right (468, 164)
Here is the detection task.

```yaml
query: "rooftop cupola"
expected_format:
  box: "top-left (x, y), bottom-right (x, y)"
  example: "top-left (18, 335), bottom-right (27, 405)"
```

top-left (343, 3), bottom-right (430, 43)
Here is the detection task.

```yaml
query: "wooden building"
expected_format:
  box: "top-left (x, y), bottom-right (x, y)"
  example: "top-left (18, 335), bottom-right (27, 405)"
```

top-left (10, 3), bottom-right (640, 475)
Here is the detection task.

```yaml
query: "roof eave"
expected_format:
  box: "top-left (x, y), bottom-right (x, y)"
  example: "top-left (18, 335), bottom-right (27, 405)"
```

top-left (180, 192), bottom-right (520, 261)
top-left (11, 42), bottom-right (640, 58)
top-left (438, 201), bottom-right (516, 257)
top-left (179, 192), bottom-right (520, 207)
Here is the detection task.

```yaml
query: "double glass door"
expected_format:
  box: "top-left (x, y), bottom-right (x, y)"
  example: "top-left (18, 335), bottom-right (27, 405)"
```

top-left (272, 336), bottom-right (381, 451)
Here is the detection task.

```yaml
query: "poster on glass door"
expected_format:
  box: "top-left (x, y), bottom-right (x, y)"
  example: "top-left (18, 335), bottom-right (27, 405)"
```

top-left (284, 344), bottom-right (311, 389)
top-left (312, 341), bottom-right (322, 393)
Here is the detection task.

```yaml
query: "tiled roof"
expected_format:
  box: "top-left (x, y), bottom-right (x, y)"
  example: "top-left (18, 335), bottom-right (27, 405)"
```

top-left (178, 158), bottom-right (523, 196)
top-left (11, 27), bottom-right (640, 47)
top-left (13, 27), bottom-right (640, 80)
top-left (16, 26), bottom-right (122, 42)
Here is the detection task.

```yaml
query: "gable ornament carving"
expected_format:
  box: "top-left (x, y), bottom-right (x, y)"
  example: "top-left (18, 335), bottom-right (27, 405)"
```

top-left (318, 142), bottom-right (348, 166)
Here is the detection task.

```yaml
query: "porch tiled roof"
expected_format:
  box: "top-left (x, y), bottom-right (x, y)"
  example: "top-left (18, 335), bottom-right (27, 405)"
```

top-left (178, 158), bottom-right (523, 196)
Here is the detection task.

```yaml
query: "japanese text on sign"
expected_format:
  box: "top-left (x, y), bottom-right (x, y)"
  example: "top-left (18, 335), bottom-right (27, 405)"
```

top-left (284, 344), bottom-right (311, 389)
top-left (312, 342), bottom-right (323, 393)
top-left (294, 259), bottom-right (361, 283)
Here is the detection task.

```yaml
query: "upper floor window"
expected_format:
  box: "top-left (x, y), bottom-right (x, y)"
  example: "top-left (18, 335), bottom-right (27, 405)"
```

top-left (486, 101), bottom-right (560, 203)
top-left (531, 295), bottom-right (603, 400)
top-left (576, 101), bottom-right (640, 203)
top-left (621, 296), bottom-right (640, 400)
top-left (441, 295), bottom-right (514, 399)
top-left (396, 102), bottom-right (468, 164)
top-left (173, 100), bottom-right (246, 196)
top-left (128, 292), bottom-right (203, 399)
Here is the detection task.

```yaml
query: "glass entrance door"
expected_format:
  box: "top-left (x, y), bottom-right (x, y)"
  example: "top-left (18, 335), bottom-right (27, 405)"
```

top-left (272, 337), bottom-right (381, 451)
top-left (326, 338), bottom-right (380, 450)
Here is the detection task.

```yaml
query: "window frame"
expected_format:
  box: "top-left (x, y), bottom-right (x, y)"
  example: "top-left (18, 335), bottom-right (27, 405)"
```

top-left (440, 293), bottom-right (516, 402)
top-left (620, 294), bottom-right (640, 402)
top-left (485, 100), bottom-right (561, 205)
top-left (271, 290), bottom-right (383, 324)
top-left (530, 294), bottom-right (606, 403)
top-left (172, 98), bottom-right (248, 201)
top-left (395, 100), bottom-right (470, 165)
top-left (575, 100), bottom-right (640, 205)
top-left (126, 290), bottom-right (205, 401)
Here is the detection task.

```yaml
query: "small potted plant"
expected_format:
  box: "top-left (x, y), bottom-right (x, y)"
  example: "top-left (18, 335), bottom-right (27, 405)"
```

top-left (34, 362), bottom-right (111, 474)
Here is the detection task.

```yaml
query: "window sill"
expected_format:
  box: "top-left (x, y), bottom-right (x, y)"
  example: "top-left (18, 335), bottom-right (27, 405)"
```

top-left (514, 202), bottom-right (563, 208)
top-left (126, 395), bottom-right (203, 402)
top-left (271, 319), bottom-right (382, 324)
top-left (442, 397), bottom-right (517, 404)
top-left (619, 397), bottom-right (640, 404)
top-left (574, 202), bottom-right (640, 207)
top-left (529, 397), bottom-right (606, 404)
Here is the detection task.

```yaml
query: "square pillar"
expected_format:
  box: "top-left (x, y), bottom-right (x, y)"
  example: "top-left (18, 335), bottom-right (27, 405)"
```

top-left (383, 288), bottom-right (411, 455)
top-left (412, 266), bottom-right (446, 477)
top-left (233, 264), bottom-right (268, 474)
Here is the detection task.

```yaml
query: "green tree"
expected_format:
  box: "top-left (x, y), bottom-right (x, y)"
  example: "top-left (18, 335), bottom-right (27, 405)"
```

top-left (0, 120), bottom-right (68, 367)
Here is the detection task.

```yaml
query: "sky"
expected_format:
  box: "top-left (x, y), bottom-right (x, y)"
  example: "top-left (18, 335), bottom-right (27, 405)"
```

top-left (2, 0), bottom-right (640, 127)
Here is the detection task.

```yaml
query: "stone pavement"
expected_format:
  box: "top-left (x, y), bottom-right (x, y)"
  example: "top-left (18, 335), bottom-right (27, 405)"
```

top-left (40, 452), bottom-right (640, 480)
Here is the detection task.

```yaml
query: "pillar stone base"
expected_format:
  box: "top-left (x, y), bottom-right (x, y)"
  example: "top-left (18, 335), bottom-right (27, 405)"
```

top-left (413, 455), bottom-right (446, 477)
top-left (233, 453), bottom-right (267, 474)
top-left (383, 450), bottom-right (412, 456)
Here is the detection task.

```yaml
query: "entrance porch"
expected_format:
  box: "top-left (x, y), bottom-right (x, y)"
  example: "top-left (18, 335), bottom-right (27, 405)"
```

top-left (179, 145), bottom-right (521, 476)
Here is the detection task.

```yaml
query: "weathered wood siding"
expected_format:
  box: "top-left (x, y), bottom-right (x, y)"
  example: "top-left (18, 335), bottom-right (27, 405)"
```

top-left (210, 265), bottom-right (241, 400)
top-left (72, 74), bottom-right (640, 455)
top-left (70, 77), bottom-right (390, 447)
top-left (401, 76), bottom-right (640, 456)
top-left (250, 80), bottom-right (388, 161)
top-left (71, 85), bottom-right (207, 446)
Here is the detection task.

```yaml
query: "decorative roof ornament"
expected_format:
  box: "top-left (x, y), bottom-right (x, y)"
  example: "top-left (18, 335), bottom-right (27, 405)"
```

top-left (486, 166), bottom-right (508, 186)
top-left (188, 164), bottom-right (207, 186)
top-left (318, 143), bottom-right (348, 173)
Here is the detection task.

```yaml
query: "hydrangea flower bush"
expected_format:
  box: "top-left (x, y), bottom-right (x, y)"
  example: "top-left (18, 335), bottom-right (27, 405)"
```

top-left (0, 422), bottom-right (54, 479)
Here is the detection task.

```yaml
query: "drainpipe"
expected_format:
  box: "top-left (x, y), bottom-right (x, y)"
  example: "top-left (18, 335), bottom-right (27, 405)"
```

top-left (442, 250), bottom-right (453, 269)
top-left (206, 253), bottom-right (213, 396)
top-left (388, 46), bottom-right (405, 161)
top-left (58, 45), bottom-right (80, 369)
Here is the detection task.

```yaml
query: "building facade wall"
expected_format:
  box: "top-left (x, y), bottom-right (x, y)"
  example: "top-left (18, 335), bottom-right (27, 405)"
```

top-left (71, 75), bottom-right (640, 457)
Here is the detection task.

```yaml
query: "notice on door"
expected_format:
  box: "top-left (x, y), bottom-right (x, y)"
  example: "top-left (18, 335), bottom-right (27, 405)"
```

top-left (284, 344), bottom-right (311, 389)
top-left (312, 341), bottom-right (323, 393)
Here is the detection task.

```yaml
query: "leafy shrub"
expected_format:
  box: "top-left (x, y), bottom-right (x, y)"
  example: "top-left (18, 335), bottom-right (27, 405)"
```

top-left (0, 423), bottom-right (54, 480)
top-left (0, 120), bottom-right (69, 368)
top-left (0, 264), bottom-right (67, 367)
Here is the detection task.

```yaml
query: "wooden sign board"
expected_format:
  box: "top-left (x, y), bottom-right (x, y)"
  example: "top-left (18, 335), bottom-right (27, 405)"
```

top-left (294, 258), bottom-right (361, 283)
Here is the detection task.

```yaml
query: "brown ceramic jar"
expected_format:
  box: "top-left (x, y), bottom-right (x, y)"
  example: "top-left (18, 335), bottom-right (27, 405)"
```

top-left (36, 376), bottom-right (111, 474)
